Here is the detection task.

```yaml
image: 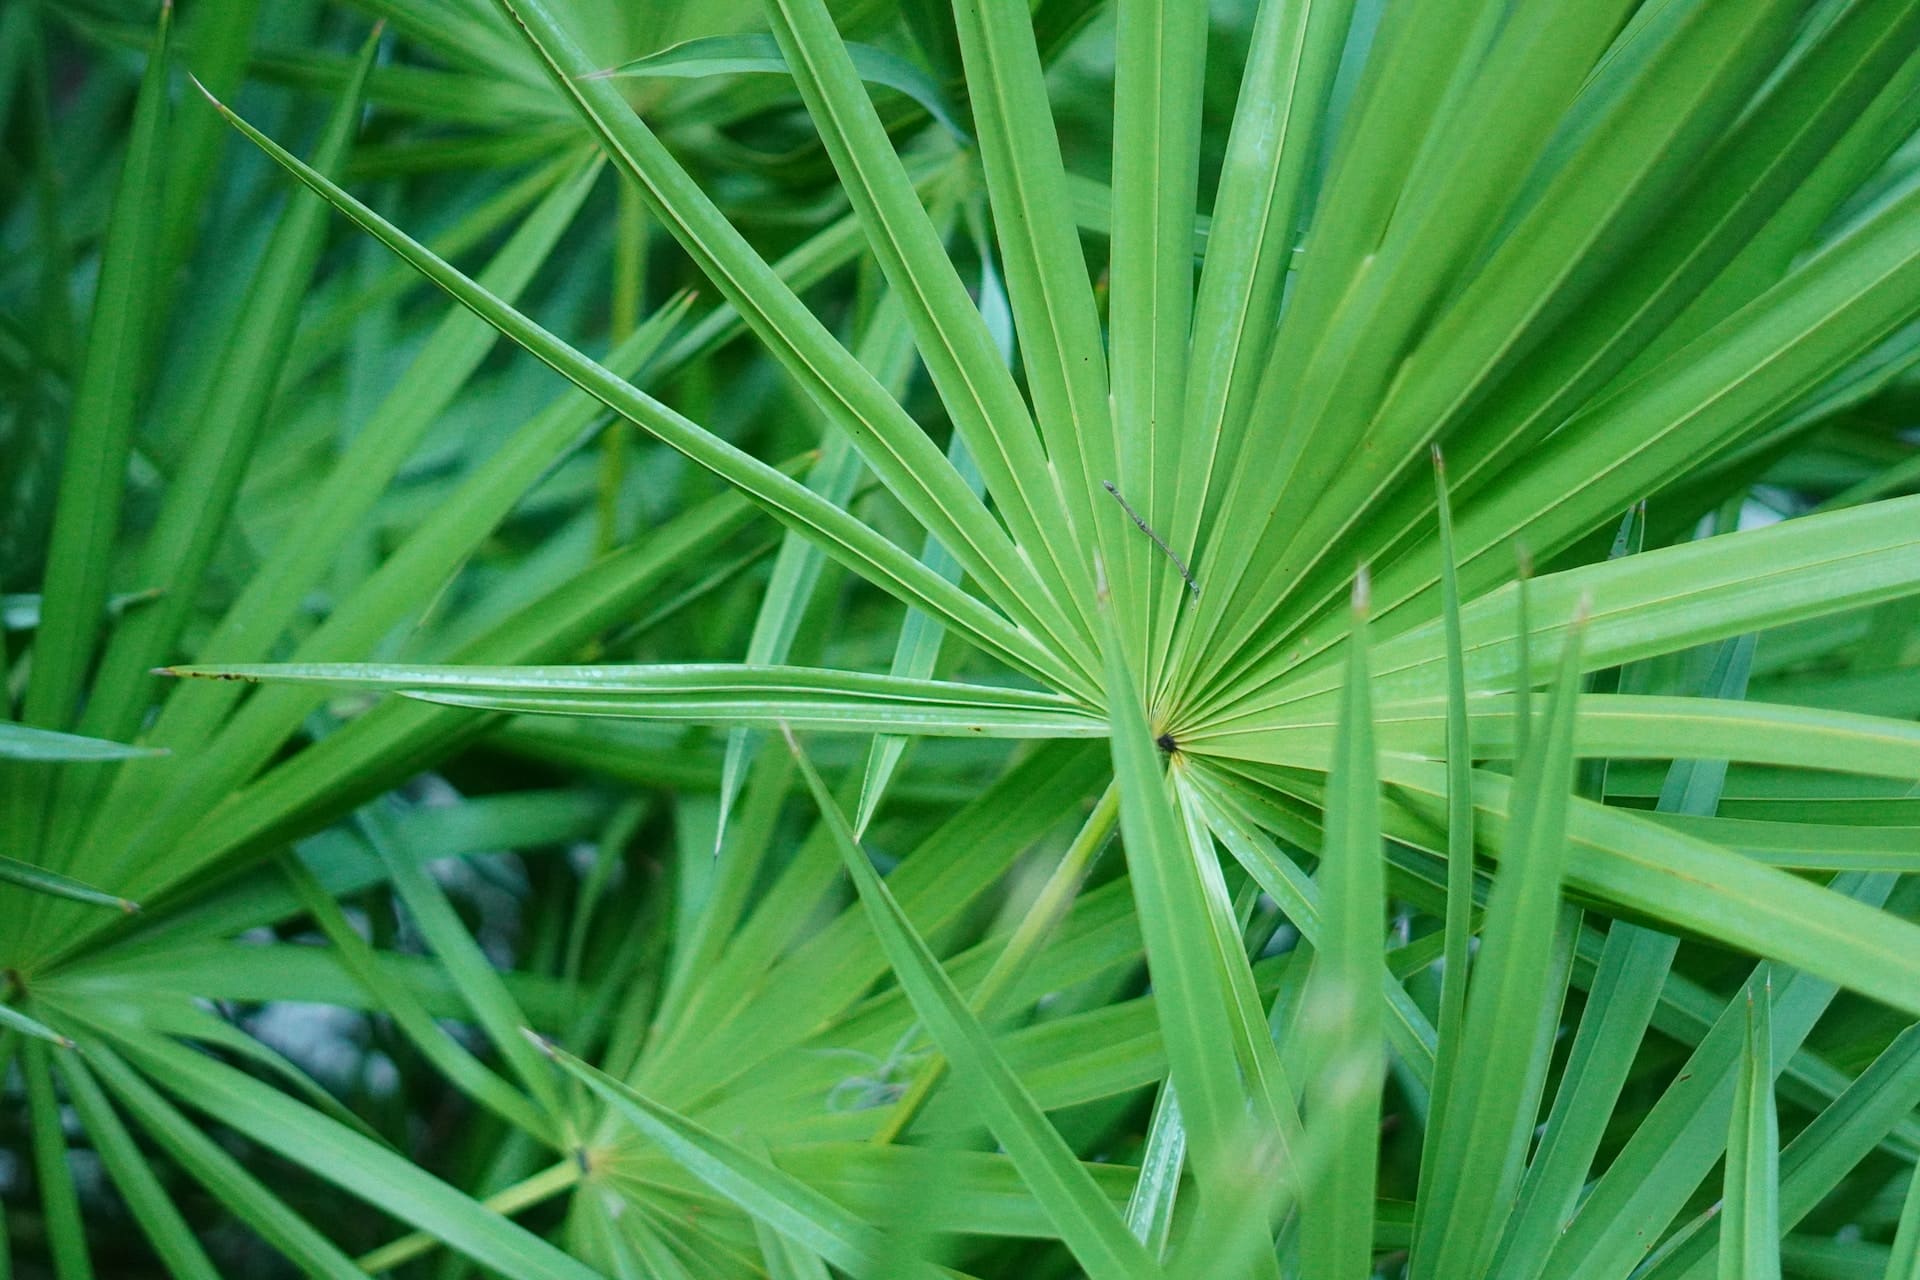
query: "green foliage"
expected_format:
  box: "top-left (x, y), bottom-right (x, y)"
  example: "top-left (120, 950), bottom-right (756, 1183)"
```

top-left (5, 0), bottom-right (1920, 1276)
